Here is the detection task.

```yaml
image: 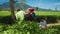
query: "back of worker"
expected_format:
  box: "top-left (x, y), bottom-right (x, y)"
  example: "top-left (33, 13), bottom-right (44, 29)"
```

top-left (15, 9), bottom-right (25, 24)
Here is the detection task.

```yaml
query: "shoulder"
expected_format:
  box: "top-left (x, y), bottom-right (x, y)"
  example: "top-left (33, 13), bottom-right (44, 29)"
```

top-left (40, 21), bottom-right (43, 24)
top-left (21, 10), bottom-right (25, 13)
top-left (44, 20), bottom-right (46, 24)
top-left (18, 10), bottom-right (25, 13)
top-left (44, 20), bottom-right (46, 22)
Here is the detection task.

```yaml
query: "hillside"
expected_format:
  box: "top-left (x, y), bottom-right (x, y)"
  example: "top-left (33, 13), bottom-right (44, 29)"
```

top-left (0, 2), bottom-right (33, 10)
top-left (0, 2), bottom-right (54, 11)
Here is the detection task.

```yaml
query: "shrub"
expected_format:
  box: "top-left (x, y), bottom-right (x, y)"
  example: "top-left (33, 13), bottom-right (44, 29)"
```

top-left (36, 16), bottom-right (47, 22)
top-left (25, 15), bottom-right (59, 23)
top-left (0, 20), bottom-right (60, 34)
top-left (0, 16), bottom-right (15, 24)
top-left (46, 16), bottom-right (58, 23)
top-left (58, 16), bottom-right (60, 20)
top-left (36, 15), bottom-right (58, 23)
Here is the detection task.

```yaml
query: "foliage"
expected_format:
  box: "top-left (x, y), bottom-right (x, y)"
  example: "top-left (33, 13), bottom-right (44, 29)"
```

top-left (0, 21), bottom-right (60, 34)
top-left (34, 11), bottom-right (60, 16)
top-left (36, 15), bottom-right (58, 23)
top-left (0, 11), bottom-right (60, 23)
top-left (35, 7), bottom-right (39, 11)
top-left (58, 16), bottom-right (60, 20)
top-left (0, 11), bottom-right (60, 34)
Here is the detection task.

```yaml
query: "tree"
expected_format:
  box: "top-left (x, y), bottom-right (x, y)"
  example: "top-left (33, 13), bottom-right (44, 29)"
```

top-left (55, 6), bottom-right (57, 11)
top-left (10, 0), bottom-right (16, 20)
top-left (35, 7), bottom-right (39, 11)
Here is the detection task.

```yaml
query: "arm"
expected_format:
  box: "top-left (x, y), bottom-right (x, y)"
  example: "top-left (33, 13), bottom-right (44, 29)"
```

top-left (45, 23), bottom-right (47, 28)
top-left (45, 21), bottom-right (47, 28)
top-left (31, 13), bottom-right (36, 21)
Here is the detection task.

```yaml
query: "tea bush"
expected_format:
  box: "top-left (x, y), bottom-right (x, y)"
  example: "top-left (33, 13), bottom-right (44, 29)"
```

top-left (0, 21), bottom-right (60, 34)
top-left (36, 15), bottom-right (59, 23)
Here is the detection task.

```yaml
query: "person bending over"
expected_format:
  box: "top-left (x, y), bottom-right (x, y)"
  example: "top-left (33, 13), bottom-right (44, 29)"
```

top-left (39, 18), bottom-right (47, 29)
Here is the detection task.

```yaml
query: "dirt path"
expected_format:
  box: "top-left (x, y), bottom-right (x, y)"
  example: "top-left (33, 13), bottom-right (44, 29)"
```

top-left (47, 21), bottom-right (60, 27)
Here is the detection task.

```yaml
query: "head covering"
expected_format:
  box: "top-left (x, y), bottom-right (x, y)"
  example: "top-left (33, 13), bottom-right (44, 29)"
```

top-left (26, 8), bottom-right (34, 15)
top-left (28, 8), bottom-right (34, 12)
top-left (17, 8), bottom-right (20, 11)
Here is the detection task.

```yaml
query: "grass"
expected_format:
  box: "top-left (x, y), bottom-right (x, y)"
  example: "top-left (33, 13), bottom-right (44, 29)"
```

top-left (34, 11), bottom-right (60, 16)
top-left (0, 11), bottom-right (11, 16)
top-left (0, 10), bottom-right (60, 34)
top-left (0, 10), bottom-right (60, 16)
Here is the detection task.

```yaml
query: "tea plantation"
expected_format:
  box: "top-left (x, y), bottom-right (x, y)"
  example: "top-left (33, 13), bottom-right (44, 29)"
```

top-left (0, 11), bottom-right (60, 34)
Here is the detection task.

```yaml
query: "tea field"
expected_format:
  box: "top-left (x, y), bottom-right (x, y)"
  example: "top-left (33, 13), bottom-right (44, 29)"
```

top-left (0, 11), bottom-right (60, 34)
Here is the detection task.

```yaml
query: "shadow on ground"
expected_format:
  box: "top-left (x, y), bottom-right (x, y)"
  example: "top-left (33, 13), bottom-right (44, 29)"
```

top-left (0, 16), bottom-right (15, 24)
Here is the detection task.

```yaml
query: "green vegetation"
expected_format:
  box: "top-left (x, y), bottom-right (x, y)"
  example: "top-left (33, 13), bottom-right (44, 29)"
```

top-left (0, 11), bottom-right (60, 16)
top-left (0, 11), bottom-right (60, 34)
top-left (34, 11), bottom-right (60, 16)
top-left (0, 11), bottom-right (11, 16)
top-left (0, 21), bottom-right (60, 34)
